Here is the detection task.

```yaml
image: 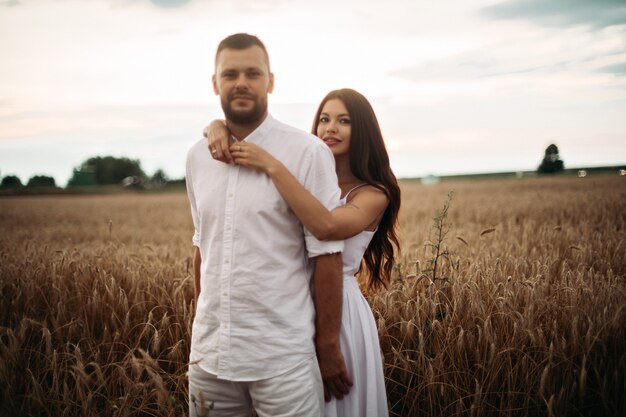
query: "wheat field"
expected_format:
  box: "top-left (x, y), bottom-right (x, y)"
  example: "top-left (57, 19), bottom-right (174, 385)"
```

top-left (1, 174), bottom-right (624, 416)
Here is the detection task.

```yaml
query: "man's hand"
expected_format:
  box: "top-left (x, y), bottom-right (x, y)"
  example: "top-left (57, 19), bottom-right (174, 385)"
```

top-left (317, 341), bottom-right (353, 401)
top-left (312, 252), bottom-right (352, 401)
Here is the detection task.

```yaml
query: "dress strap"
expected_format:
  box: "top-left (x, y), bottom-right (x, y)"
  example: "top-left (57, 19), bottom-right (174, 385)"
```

top-left (341, 183), bottom-right (368, 200)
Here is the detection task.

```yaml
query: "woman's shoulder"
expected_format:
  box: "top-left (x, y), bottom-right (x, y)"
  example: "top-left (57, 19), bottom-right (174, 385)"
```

top-left (343, 183), bottom-right (388, 202)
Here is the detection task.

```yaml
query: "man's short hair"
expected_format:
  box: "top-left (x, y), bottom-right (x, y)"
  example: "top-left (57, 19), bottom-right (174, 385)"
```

top-left (215, 33), bottom-right (270, 70)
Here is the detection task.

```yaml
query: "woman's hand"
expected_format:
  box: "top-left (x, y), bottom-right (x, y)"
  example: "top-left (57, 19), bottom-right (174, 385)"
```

top-left (203, 121), bottom-right (280, 174)
top-left (230, 142), bottom-right (279, 174)
top-left (204, 120), bottom-right (232, 163)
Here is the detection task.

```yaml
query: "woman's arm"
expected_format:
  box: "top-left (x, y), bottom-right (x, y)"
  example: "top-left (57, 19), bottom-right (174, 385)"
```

top-left (230, 142), bottom-right (389, 241)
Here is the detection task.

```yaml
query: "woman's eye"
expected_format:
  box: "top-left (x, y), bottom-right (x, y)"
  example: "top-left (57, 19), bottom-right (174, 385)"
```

top-left (319, 116), bottom-right (329, 123)
top-left (340, 118), bottom-right (351, 124)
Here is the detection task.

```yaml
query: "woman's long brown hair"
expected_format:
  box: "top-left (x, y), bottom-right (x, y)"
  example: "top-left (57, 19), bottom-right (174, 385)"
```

top-left (312, 88), bottom-right (401, 290)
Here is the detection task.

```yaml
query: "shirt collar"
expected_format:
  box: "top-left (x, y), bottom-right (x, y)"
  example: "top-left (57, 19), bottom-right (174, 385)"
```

top-left (238, 113), bottom-right (275, 145)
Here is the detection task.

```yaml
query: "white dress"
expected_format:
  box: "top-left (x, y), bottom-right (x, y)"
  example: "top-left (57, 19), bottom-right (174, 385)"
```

top-left (325, 186), bottom-right (389, 417)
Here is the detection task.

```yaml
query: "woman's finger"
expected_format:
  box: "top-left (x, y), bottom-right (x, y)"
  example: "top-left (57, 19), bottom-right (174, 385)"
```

top-left (229, 143), bottom-right (244, 153)
top-left (213, 144), bottom-right (224, 160)
top-left (223, 145), bottom-right (233, 163)
top-left (230, 145), bottom-right (243, 164)
top-left (219, 136), bottom-right (232, 163)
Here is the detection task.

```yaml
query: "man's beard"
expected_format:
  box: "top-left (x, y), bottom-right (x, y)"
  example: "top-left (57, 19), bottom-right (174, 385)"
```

top-left (221, 93), bottom-right (267, 125)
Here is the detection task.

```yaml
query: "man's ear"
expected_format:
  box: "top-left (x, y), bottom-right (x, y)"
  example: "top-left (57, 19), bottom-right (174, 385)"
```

top-left (212, 74), bottom-right (219, 95)
top-left (267, 72), bottom-right (275, 94)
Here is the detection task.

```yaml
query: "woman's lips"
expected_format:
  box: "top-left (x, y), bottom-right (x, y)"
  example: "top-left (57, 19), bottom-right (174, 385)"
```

top-left (323, 137), bottom-right (341, 146)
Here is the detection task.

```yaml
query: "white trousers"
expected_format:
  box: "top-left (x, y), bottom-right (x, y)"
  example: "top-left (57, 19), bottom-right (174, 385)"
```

top-left (188, 356), bottom-right (324, 417)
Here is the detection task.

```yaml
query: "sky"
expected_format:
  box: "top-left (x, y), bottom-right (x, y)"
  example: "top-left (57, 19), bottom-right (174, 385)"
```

top-left (0, 0), bottom-right (625, 185)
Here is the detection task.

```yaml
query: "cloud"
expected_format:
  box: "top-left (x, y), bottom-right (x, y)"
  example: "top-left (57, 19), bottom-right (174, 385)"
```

top-left (482, 0), bottom-right (626, 29)
top-left (147, 0), bottom-right (285, 12)
top-left (388, 52), bottom-right (575, 83)
top-left (0, 0), bottom-right (19, 7)
top-left (0, 98), bottom-right (13, 109)
top-left (0, 0), bottom-right (194, 9)
top-left (387, 15), bottom-right (625, 87)
top-left (149, 0), bottom-right (191, 7)
top-left (598, 62), bottom-right (626, 75)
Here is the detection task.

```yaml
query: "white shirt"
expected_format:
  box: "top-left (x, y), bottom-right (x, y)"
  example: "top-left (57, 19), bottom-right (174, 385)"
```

top-left (185, 113), bottom-right (343, 381)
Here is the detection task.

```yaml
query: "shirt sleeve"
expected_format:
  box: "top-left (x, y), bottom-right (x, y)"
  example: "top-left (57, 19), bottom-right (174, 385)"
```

top-left (185, 149), bottom-right (201, 247)
top-left (300, 143), bottom-right (344, 258)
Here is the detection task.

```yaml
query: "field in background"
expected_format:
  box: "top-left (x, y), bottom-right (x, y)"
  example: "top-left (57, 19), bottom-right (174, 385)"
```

top-left (1, 175), bottom-right (624, 416)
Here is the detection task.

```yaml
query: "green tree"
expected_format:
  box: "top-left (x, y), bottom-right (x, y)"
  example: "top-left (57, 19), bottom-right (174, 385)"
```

top-left (67, 166), bottom-right (97, 187)
top-left (150, 169), bottom-right (168, 186)
top-left (0, 175), bottom-right (23, 189)
top-left (27, 175), bottom-right (57, 188)
top-left (68, 156), bottom-right (145, 186)
top-left (538, 144), bottom-right (564, 174)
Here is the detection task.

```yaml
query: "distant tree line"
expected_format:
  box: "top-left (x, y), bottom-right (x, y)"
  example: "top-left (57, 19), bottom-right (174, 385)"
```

top-left (1, 156), bottom-right (183, 190)
top-left (68, 156), bottom-right (145, 186)
top-left (0, 145), bottom-right (571, 191)
top-left (1, 174), bottom-right (57, 189)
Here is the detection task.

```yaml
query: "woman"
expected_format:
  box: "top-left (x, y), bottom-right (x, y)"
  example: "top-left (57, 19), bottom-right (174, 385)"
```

top-left (205, 88), bottom-right (400, 417)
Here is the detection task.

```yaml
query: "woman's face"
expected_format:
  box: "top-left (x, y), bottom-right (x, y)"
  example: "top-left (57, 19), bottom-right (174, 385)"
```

top-left (316, 99), bottom-right (352, 157)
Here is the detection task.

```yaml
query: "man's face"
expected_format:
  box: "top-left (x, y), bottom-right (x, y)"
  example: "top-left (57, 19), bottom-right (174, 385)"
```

top-left (213, 46), bottom-right (274, 125)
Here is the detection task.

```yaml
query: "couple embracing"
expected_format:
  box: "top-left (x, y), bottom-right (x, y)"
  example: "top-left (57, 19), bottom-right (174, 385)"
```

top-left (186, 33), bottom-right (400, 417)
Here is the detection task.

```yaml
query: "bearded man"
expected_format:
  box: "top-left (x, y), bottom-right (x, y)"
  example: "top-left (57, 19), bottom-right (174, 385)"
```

top-left (185, 33), bottom-right (351, 417)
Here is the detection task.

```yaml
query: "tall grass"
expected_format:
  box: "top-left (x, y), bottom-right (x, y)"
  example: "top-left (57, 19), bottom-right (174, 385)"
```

top-left (0, 194), bottom-right (193, 416)
top-left (1, 176), bottom-right (624, 416)
top-left (380, 175), bottom-right (625, 416)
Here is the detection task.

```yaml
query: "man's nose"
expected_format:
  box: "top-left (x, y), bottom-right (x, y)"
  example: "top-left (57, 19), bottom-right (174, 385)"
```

top-left (235, 74), bottom-right (249, 88)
